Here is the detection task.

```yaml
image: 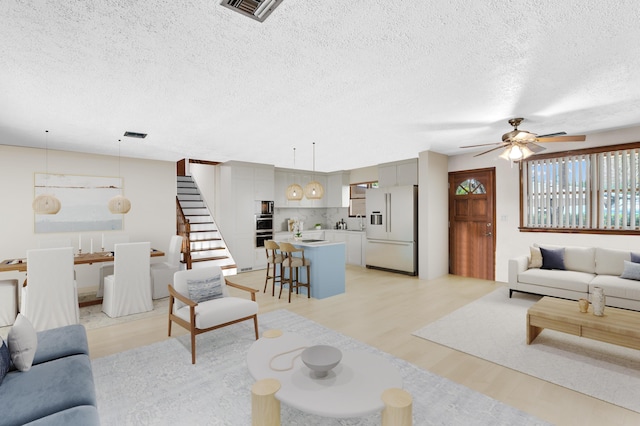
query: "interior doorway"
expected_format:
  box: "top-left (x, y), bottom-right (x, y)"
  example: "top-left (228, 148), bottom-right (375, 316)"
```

top-left (448, 168), bottom-right (496, 280)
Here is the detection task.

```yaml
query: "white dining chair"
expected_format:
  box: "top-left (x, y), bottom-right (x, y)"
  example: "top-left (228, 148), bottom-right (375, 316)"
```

top-left (150, 235), bottom-right (184, 299)
top-left (97, 233), bottom-right (130, 297)
top-left (0, 279), bottom-right (19, 326)
top-left (21, 247), bottom-right (79, 332)
top-left (102, 242), bottom-right (153, 318)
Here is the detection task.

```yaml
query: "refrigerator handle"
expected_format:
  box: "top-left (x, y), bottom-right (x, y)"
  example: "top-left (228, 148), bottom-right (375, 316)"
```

top-left (387, 193), bottom-right (391, 233)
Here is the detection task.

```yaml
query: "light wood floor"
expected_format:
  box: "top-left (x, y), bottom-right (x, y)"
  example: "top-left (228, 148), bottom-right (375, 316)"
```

top-left (87, 266), bottom-right (640, 425)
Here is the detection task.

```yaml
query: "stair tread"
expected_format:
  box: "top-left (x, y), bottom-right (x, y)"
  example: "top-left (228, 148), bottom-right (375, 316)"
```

top-left (189, 255), bottom-right (230, 263)
top-left (191, 247), bottom-right (225, 252)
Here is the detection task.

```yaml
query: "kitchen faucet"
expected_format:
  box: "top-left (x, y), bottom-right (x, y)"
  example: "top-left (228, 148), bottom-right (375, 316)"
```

top-left (356, 214), bottom-right (365, 230)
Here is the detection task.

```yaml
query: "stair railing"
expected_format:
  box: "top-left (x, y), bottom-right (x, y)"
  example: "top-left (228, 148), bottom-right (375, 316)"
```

top-left (176, 197), bottom-right (193, 269)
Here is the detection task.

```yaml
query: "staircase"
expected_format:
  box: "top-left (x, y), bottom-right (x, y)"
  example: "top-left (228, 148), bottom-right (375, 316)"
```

top-left (176, 175), bottom-right (237, 274)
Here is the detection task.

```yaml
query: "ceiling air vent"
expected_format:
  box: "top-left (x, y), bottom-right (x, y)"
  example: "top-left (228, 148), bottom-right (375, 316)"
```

top-left (219, 0), bottom-right (283, 23)
top-left (123, 131), bottom-right (147, 139)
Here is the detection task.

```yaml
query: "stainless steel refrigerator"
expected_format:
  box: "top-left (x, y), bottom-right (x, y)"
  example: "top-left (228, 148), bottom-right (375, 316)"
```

top-left (365, 185), bottom-right (417, 275)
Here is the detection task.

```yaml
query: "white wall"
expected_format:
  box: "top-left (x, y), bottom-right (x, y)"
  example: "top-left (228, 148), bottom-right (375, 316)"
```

top-left (448, 124), bottom-right (640, 283)
top-left (190, 162), bottom-right (216, 211)
top-left (0, 145), bottom-right (176, 289)
top-left (418, 151), bottom-right (449, 280)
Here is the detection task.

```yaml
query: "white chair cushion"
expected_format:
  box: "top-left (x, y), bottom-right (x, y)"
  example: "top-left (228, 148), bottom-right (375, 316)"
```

top-left (174, 297), bottom-right (258, 330)
top-left (595, 247), bottom-right (631, 276)
top-left (591, 274), bottom-right (640, 300)
top-left (518, 268), bottom-right (593, 293)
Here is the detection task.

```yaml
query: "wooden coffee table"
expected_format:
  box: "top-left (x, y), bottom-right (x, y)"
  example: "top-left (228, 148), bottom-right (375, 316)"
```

top-left (527, 296), bottom-right (640, 350)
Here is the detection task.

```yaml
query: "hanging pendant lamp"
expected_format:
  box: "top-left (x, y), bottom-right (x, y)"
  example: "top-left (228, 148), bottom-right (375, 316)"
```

top-left (108, 139), bottom-right (131, 214)
top-left (33, 130), bottom-right (62, 215)
top-left (286, 147), bottom-right (303, 201)
top-left (304, 142), bottom-right (324, 199)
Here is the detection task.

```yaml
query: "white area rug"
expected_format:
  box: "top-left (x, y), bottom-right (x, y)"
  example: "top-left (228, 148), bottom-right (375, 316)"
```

top-left (92, 309), bottom-right (547, 425)
top-left (412, 287), bottom-right (640, 413)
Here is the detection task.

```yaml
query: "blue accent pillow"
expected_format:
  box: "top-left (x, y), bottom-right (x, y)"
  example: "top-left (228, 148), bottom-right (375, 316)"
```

top-left (621, 260), bottom-right (640, 281)
top-left (540, 247), bottom-right (566, 270)
top-left (187, 275), bottom-right (224, 303)
top-left (631, 252), bottom-right (640, 264)
top-left (0, 338), bottom-right (10, 385)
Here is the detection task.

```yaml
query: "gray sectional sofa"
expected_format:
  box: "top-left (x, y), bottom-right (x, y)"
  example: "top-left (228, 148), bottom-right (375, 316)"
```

top-left (509, 244), bottom-right (640, 311)
top-left (0, 323), bottom-right (99, 426)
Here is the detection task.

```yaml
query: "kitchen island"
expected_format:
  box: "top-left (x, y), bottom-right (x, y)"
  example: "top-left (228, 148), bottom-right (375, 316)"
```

top-left (273, 238), bottom-right (346, 299)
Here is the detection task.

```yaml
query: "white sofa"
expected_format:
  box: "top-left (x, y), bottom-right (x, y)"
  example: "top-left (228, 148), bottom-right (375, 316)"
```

top-left (509, 244), bottom-right (640, 311)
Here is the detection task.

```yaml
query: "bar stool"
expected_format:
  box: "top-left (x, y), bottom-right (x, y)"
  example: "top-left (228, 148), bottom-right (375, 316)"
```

top-left (263, 240), bottom-right (283, 296)
top-left (278, 242), bottom-right (311, 303)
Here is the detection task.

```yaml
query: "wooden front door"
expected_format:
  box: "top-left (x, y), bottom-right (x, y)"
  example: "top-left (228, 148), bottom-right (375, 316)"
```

top-left (449, 168), bottom-right (496, 280)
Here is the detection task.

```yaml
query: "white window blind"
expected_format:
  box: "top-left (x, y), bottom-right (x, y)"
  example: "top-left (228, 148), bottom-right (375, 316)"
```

top-left (523, 147), bottom-right (640, 231)
top-left (523, 154), bottom-right (592, 228)
top-left (599, 148), bottom-right (640, 230)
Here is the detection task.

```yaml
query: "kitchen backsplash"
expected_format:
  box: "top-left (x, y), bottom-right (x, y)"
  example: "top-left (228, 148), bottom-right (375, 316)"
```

top-left (274, 207), bottom-right (365, 231)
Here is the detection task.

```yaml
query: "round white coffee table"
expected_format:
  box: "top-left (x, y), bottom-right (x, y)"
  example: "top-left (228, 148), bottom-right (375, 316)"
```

top-left (247, 331), bottom-right (403, 418)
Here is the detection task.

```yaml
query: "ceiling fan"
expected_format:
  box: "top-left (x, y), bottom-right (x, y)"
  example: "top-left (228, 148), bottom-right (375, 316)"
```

top-left (461, 118), bottom-right (587, 161)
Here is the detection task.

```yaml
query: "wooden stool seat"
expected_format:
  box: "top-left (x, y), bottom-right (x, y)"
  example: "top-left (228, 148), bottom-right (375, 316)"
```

top-left (278, 242), bottom-right (311, 303)
top-left (263, 241), bottom-right (283, 296)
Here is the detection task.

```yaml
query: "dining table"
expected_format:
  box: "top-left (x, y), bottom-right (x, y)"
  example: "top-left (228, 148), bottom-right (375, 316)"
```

top-left (0, 248), bottom-right (165, 307)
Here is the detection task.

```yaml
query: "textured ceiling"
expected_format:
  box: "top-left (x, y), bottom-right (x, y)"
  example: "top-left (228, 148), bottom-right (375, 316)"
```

top-left (2, 1), bottom-right (640, 172)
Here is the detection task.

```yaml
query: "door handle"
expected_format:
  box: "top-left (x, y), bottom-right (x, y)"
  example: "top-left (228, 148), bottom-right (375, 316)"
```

top-left (485, 232), bottom-right (492, 236)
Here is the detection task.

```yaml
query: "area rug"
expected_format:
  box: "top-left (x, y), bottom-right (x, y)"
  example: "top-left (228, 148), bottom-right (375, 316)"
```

top-left (92, 309), bottom-right (547, 425)
top-left (412, 287), bottom-right (640, 413)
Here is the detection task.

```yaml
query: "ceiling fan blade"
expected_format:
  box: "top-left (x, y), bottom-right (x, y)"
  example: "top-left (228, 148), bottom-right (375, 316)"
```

top-left (473, 144), bottom-right (508, 157)
top-left (527, 142), bottom-right (546, 153)
top-left (536, 131), bottom-right (567, 138)
top-left (460, 142), bottom-right (503, 148)
top-left (537, 135), bottom-right (586, 142)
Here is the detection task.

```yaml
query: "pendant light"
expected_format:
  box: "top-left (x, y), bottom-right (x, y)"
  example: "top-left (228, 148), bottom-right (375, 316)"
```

top-left (304, 142), bottom-right (324, 199)
top-left (286, 147), bottom-right (304, 201)
top-left (108, 139), bottom-right (131, 214)
top-left (33, 130), bottom-right (62, 214)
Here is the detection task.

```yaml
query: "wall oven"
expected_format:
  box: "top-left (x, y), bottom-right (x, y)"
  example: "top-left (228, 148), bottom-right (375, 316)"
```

top-left (255, 213), bottom-right (274, 248)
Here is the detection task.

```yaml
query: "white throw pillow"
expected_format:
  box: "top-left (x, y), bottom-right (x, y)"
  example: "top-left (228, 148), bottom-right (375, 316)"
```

top-left (529, 246), bottom-right (542, 268)
top-left (187, 275), bottom-right (224, 303)
top-left (620, 260), bottom-right (640, 281)
top-left (7, 313), bottom-right (38, 371)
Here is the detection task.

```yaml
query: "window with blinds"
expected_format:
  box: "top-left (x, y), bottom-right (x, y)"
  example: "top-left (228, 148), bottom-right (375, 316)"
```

top-left (521, 143), bottom-right (640, 232)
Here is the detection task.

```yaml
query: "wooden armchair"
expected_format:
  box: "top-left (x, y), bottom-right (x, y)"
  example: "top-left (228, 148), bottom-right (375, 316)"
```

top-left (168, 266), bottom-right (259, 364)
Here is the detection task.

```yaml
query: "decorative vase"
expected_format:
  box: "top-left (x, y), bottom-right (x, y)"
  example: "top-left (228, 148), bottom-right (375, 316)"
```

top-left (592, 287), bottom-right (605, 316)
top-left (578, 298), bottom-right (589, 313)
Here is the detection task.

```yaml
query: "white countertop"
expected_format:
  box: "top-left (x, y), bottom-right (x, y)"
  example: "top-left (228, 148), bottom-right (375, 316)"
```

top-left (273, 237), bottom-right (344, 247)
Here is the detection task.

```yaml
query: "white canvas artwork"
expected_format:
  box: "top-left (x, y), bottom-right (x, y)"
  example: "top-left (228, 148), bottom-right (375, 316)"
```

top-left (34, 173), bottom-right (124, 233)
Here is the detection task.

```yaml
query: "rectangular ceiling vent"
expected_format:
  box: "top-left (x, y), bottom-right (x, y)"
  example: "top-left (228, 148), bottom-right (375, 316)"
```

top-left (123, 131), bottom-right (147, 139)
top-left (219, 0), bottom-right (283, 23)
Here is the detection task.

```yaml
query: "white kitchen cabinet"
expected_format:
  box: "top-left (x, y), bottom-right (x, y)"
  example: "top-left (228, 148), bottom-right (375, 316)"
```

top-left (274, 170), bottom-right (289, 207)
top-left (217, 162), bottom-right (274, 272)
top-left (254, 166), bottom-right (275, 201)
top-left (346, 232), bottom-right (364, 265)
top-left (378, 159), bottom-right (418, 187)
top-left (324, 230), bottom-right (364, 266)
top-left (327, 172), bottom-right (350, 208)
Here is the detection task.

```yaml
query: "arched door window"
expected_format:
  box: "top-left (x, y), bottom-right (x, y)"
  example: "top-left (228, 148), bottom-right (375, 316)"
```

top-left (455, 178), bottom-right (486, 195)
